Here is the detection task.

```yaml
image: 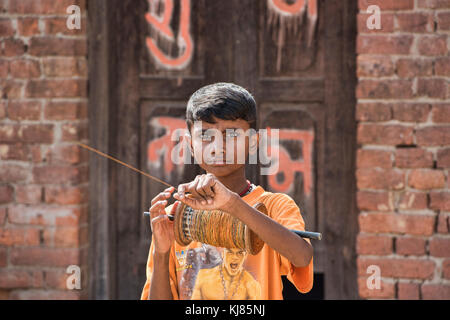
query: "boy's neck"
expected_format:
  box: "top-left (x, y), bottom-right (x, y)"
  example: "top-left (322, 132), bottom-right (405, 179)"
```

top-left (212, 167), bottom-right (249, 195)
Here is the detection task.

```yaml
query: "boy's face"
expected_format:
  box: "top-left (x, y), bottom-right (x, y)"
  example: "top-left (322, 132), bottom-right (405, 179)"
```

top-left (189, 116), bottom-right (257, 177)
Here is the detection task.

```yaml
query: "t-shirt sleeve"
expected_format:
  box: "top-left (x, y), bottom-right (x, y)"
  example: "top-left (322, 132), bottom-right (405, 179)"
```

top-left (140, 238), bottom-right (179, 300)
top-left (265, 193), bottom-right (314, 294)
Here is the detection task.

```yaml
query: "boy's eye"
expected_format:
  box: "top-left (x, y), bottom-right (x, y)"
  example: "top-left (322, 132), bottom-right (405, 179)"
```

top-left (225, 131), bottom-right (239, 138)
top-left (200, 134), bottom-right (212, 141)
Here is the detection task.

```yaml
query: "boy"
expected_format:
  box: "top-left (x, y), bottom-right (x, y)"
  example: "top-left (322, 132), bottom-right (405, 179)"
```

top-left (141, 83), bottom-right (313, 300)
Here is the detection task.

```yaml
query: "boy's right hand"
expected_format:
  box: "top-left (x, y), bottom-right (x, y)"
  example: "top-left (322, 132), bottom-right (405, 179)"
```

top-left (149, 186), bottom-right (175, 254)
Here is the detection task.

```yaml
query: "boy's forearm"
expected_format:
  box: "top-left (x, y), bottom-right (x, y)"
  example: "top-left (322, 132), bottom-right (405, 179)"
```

top-left (228, 195), bottom-right (313, 267)
top-left (149, 251), bottom-right (173, 300)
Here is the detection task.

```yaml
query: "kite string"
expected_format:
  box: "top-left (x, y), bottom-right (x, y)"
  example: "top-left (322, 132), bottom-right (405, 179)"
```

top-left (77, 142), bottom-right (174, 188)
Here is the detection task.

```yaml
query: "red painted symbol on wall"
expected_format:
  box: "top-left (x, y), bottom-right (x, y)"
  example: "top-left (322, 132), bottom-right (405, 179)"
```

top-left (145, 0), bottom-right (194, 70)
top-left (147, 117), bottom-right (189, 175)
top-left (267, 129), bottom-right (314, 196)
top-left (267, 0), bottom-right (318, 71)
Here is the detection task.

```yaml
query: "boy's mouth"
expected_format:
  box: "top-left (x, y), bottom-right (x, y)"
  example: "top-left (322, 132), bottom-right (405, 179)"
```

top-left (229, 263), bottom-right (238, 270)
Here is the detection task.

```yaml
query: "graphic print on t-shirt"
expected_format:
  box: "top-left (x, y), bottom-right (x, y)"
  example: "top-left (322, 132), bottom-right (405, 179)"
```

top-left (177, 244), bottom-right (262, 300)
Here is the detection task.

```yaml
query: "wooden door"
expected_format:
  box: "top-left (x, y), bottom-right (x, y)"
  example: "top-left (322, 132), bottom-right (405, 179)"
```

top-left (88, 0), bottom-right (358, 299)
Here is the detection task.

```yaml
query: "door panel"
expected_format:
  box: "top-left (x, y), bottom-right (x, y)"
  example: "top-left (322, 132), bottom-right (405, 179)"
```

top-left (89, 0), bottom-right (357, 300)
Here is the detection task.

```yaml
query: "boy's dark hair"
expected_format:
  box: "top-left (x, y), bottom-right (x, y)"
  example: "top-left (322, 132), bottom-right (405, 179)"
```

top-left (186, 83), bottom-right (257, 132)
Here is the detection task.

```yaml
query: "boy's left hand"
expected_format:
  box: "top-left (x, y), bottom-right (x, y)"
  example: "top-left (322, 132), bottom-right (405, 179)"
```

top-left (173, 173), bottom-right (238, 211)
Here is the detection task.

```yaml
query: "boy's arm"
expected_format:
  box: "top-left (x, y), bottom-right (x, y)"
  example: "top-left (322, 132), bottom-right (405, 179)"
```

top-left (173, 174), bottom-right (312, 268)
top-left (149, 251), bottom-right (173, 300)
top-left (228, 195), bottom-right (313, 268)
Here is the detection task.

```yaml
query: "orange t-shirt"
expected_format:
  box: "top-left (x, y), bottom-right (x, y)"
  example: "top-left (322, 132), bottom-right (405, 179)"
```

top-left (140, 185), bottom-right (313, 300)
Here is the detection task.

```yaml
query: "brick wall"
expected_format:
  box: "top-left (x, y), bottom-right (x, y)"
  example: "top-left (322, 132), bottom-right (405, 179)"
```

top-left (356, 0), bottom-right (450, 299)
top-left (0, 0), bottom-right (88, 299)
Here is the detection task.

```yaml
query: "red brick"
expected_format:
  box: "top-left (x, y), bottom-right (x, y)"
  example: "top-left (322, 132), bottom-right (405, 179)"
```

top-left (357, 191), bottom-right (392, 211)
top-left (357, 277), bottom-right (395, 299)
top-left (0, 60), bottom-right (8, 79)
top-left (44, 227), bottom-right (81, 247)
top-left (437, 213), bottom-right (450, 234)
top-left (0, 185), bottom-right (13, 204)
top-left (356, 80), bottom-right (413, 99)
top-left (0, 144), bottom-right (28, 161)
top-left (0, 270), bottom-right (43, 288)
top-left (357, 35), bottom-right (413, 54)
top-left (416, 127), bottom-right (450, 147)
top-left (18, 124), bottom-right (54, 144)
top-left (421, 284), bottom-right (450, 300)
top-left (395, 148), bottom-right (433, 168)
top-left (443, 259), bottom-right (450, 279)
top-left (9, 59), bottom-right (40, 78)
top-left (0, 247), bottom-right (6, 267)
top-left (417, 78), bottom-right (447, 99)
top-left (432, 104), bottom-right (450, 123)
top-left (356, 103), bottom-right (392, 122)
top-left (357, 124), bottom-right (414, 145)
top-left (0, 80), bottom-right (23, 99)
top-left (429, 238), bottom-right (450, 257)
top-left (28, 37), bottom-right (87, 57)
top-left (7, 205), bottom-right (82, 226)
top-left (437, 12), bottom-right (450, 31)
top-left (9, 289), bottom-right (80, 300)
top-left (17, 18), bottom-right (40, 36)
top-left (397, 191), bottom-right (428, 210)
top-left (408, 169), bottom-right (445, 190)
top-left (1, 38), bottom-right (26, 57)
top-left (357, 149), bottom-right (392, 169)
top-left (0, 19), bottom-right (14, 37)
top-left (0, 228), bottom-right (40, 246)
top-left (44, 186), bottom-right (86, 205)
top-left (418, 0), bottom-right (450, 8)
top-left (358, 257), bottom-right (435, 279)
top-left (357, 13), bottom-right (395, 34)
top-left (0, 125), bottom-right (19, 143)
top-left (359, 212), bottom-right (435, 236)
top-left (435, 57), bottom-right (450, 76)
top-left (396, 13), bottom-right (434, 33)
top-left (15, 185), bottom-right (42, 205)
top-left (42, 57), bottom-right (87, 77)
top-left (398, 282), bottom-right (420, 300)
top-left (396, 237), bottom-right (426, 256)
top-left (392, 104), bottom-right (430, 123)
top-left (430, 192), bottom-right (450, 211)
top-left (357, 55), bottom-right (394, 77)
top-left (7, 101), bottom-right (41, 121)
top-left (396, 59), bottom-right (433, 79)
top-left (359, 0), bottom-right (414, 10)
top-left (10, 247), bottom-right (79, 267)
top-left (0, 208), bottom-right (6, 226)
top-left (8, 0), bottom-right (86, 14)
top-left (357, 234), bottom-right (393, 255)
top-left (25, 79), bottom-right (87, 98)
top-left (418, 35), bottom-right (448, 56)
top-left (0, 164), bottom-right (28, 183)
top-left (49, 145), bottom-right (87, 165)
top-left (61, 122), bottom-right (88, 141)
top-left (44, 101), bottom-right (87, 120)
top-left (32, 166), bottom-right (82, 184)
top-left (44, 269), bottom-right (73, 289)
top-left (357, 168), bottom-right (405, 190)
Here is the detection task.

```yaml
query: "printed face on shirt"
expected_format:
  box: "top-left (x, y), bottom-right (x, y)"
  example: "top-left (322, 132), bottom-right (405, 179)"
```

top-left (223, 248), bottom-right (248, 277)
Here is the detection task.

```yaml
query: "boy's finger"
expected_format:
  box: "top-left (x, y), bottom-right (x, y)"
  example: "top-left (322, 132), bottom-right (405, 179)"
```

top-left (149, 200), bottom-right (167, 219)
top-left (151, 191), bottom-right (172, 206)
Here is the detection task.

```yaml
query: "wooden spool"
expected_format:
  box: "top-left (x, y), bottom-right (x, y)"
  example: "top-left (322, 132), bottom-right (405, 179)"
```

top-left (173, 201), bottom-right (266, 255)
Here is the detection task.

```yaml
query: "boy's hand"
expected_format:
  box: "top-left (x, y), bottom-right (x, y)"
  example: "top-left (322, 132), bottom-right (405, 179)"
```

top-left (149, 186), bottom-right (175, 254)
top-left (173, 173), bottom-right (238, 212)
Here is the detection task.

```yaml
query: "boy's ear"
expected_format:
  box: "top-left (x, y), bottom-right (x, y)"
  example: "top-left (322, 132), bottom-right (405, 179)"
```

top-left (249, 132), bottom-right (259, 155)
top-left (184, 132), bottom-right (194, 156)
